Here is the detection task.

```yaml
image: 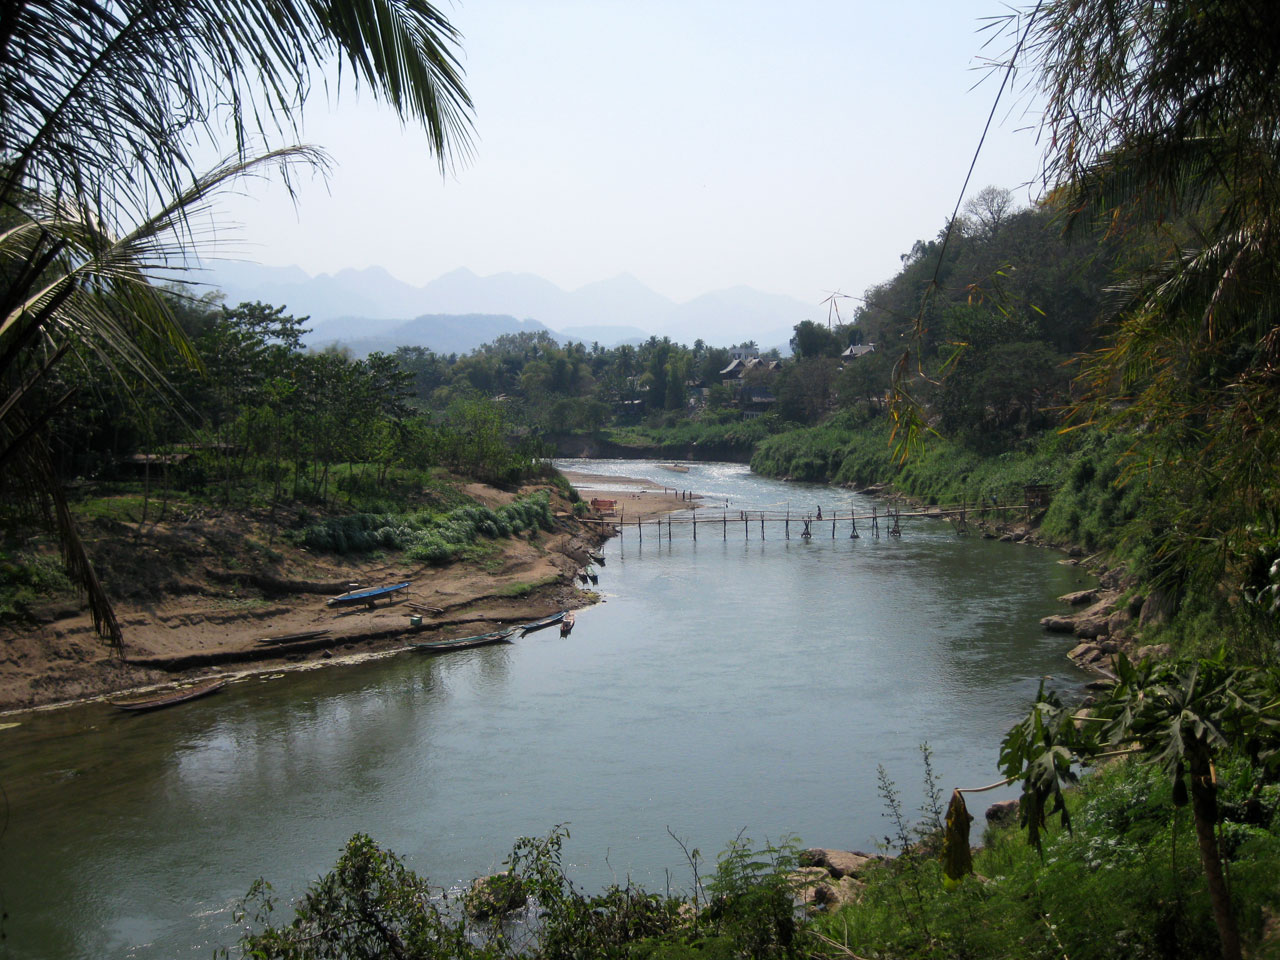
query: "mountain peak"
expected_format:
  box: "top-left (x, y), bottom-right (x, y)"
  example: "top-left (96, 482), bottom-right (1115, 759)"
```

top-left (206, 262), bottom-right (813, 348)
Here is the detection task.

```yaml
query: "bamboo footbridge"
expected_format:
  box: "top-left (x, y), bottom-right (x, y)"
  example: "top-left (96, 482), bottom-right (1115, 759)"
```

top-left (576, 499), bottom-right (1040, 543)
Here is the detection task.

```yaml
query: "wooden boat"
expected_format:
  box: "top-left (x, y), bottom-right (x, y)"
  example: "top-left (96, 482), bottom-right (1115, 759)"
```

top-left (587, 552), bottom-right (605, 566)
top-left (110, 678), bottom-right (227, 713)
top-left (255, 629), bottom-right (331, 646)
top-left (410, 627), bottom-right (517, 653)
top-left (326, 581), bottom-right (411, 608)
top-left (559, 612), bottom-right (576, 637)
top-left (519, 610), bottom-right (568, 637)
top-left (661, 463), bottom-right (690, 473)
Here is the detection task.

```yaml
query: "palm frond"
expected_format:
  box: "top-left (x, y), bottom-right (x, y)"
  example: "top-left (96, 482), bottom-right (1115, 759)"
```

top-left (0, 0), bottom-right (473, 231)
top-left (0, 145), bottom-right (323, 645)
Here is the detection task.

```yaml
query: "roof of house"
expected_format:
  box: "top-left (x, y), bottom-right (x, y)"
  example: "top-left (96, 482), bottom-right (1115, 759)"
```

top-left (841, 344), bottom-right (876, 358)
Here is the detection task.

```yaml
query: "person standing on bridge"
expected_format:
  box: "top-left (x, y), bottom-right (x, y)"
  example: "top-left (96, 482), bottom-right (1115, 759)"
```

top-left (816, 506), bottom-right (822, 520)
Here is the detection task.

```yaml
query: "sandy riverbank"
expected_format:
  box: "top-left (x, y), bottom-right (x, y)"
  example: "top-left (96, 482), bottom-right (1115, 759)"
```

top-left (559, 469), bottom-right (700, 522)
top-left (0, 473), bottom-right (695, 715)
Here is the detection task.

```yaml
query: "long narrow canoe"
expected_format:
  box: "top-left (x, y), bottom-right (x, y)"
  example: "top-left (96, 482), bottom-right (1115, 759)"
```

top-left (255, 629), bottom-right (331, 646)
top-left (326, 581), bottom-right (411, 608)
top-left (587, 552), bottom-right (605, 566)
top-left (410, 627), bottom-right (517, 653)
top-left (519, 610), bottom-right (568, 637)
top-left (110, 678), bottom-right (228, 713)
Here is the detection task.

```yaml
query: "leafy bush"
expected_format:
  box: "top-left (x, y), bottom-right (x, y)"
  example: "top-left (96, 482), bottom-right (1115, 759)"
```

top-left (817, 754), bottom-right (1280, 960)
top-left (296, 492), bottom-right (554, 563)
top-left (225, 827), bottom-right (809, 960)
top-left (0, 551), bottom-right (73, 620)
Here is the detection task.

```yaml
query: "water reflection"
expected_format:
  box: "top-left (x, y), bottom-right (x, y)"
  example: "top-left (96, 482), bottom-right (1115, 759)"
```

top-left (0, 461), bottom-right (1091, 960)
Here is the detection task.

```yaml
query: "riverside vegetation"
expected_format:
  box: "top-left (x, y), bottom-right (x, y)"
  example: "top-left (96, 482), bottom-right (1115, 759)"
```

top-left (5, 1), bottom-right (1280, 958)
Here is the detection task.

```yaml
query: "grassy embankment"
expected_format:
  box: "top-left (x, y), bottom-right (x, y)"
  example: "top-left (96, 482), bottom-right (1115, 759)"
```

top-left (595, 412), bottom-right (786, 460)
top-left (750, 413), bottom-right (1140, 551)
top-left (750, 412), bottom-right (1280, 660)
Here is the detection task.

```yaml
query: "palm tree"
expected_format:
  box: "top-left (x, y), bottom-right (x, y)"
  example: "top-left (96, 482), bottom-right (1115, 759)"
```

top-left (1, 1), bottom-right (474, 649)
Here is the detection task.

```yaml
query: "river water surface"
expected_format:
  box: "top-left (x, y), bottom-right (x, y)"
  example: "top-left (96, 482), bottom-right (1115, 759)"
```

top-left (0, 461), bottom-right (1090, 959)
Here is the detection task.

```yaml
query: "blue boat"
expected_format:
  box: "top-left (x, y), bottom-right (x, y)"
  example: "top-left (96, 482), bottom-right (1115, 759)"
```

top-left (326, 581), bottom-right (411, 608)
top-left (519, 610), bottom-right (568, 637)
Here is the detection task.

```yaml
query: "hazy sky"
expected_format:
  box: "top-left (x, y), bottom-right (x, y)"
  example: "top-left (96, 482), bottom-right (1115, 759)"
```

top-left (212, 0), bottom-right (1046, 307)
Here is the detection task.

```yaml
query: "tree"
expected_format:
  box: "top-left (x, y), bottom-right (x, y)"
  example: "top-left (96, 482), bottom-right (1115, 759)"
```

top-left (1002, 0), bottom-right (1280, 633)
top-left (1, 0), bottom-right (474, 647)
top-left (789, 320), bottom-right (842, 359)
top-left (1000, 654), bottom-right (1280, 960)
top-left (961, 185), bottom-right (1015, 238)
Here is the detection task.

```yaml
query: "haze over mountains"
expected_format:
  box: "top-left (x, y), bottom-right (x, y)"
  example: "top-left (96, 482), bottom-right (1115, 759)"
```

top-left (202, 262), bottom-right (815, 355)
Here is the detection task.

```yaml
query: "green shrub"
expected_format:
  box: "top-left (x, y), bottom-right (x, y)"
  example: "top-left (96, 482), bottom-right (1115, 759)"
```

top-left (296, 493), bottom-right (554, 563)
top-left (0, 551), bottom-right (73, 620)
top-left (816, 757), bottom-right (1280, 960)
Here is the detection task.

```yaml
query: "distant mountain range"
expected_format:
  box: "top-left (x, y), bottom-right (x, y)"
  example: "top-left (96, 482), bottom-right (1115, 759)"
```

top-left (199, 262), bottom-right (812, 355)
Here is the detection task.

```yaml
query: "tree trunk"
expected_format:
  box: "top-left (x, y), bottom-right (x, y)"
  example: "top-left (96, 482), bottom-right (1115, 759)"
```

top-left (1189, 755), bottom-right (1241, 960)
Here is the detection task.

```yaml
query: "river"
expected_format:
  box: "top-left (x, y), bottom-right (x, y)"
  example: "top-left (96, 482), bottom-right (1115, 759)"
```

top-left (0, 460), bottom-right (1090, 959)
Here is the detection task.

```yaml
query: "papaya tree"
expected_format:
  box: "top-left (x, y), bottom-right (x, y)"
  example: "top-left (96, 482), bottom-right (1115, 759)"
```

top-left (999, 653), bottom-right (1280, 960)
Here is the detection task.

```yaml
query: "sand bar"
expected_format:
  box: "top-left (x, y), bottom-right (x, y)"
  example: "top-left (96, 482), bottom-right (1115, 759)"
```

top-left (561, 469), bottom-right (700, 522)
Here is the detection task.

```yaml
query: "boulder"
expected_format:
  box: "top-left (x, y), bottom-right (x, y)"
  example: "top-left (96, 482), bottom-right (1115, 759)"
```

top-left (811, 876), bottom-right (865, 910)
top-left (1040, 615), bottom-right (1077, 633)
top-left (1107, 609), bottom-right (1133, 638)
top-left (1068, 642), bottom-right (1105, 664)
top-left (1058, 588), bottom-right (1098, 606)
top-left (789, 867), bottom-right (834, 908)
top-left (1070, 616), bottom-right (1111, 640)
top-left (464, 872), bottom-right (526, 920)
top-left (985, 799), bottom-right (1019, 825)
top-left (801, 848), bottom-right (878, 879)
top-left (1098, 569), bottom-right (1125, 590)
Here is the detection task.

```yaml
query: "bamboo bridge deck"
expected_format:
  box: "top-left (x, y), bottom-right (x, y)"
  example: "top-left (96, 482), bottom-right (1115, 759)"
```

top-left (576, 501), bottom-right (1034, 542)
